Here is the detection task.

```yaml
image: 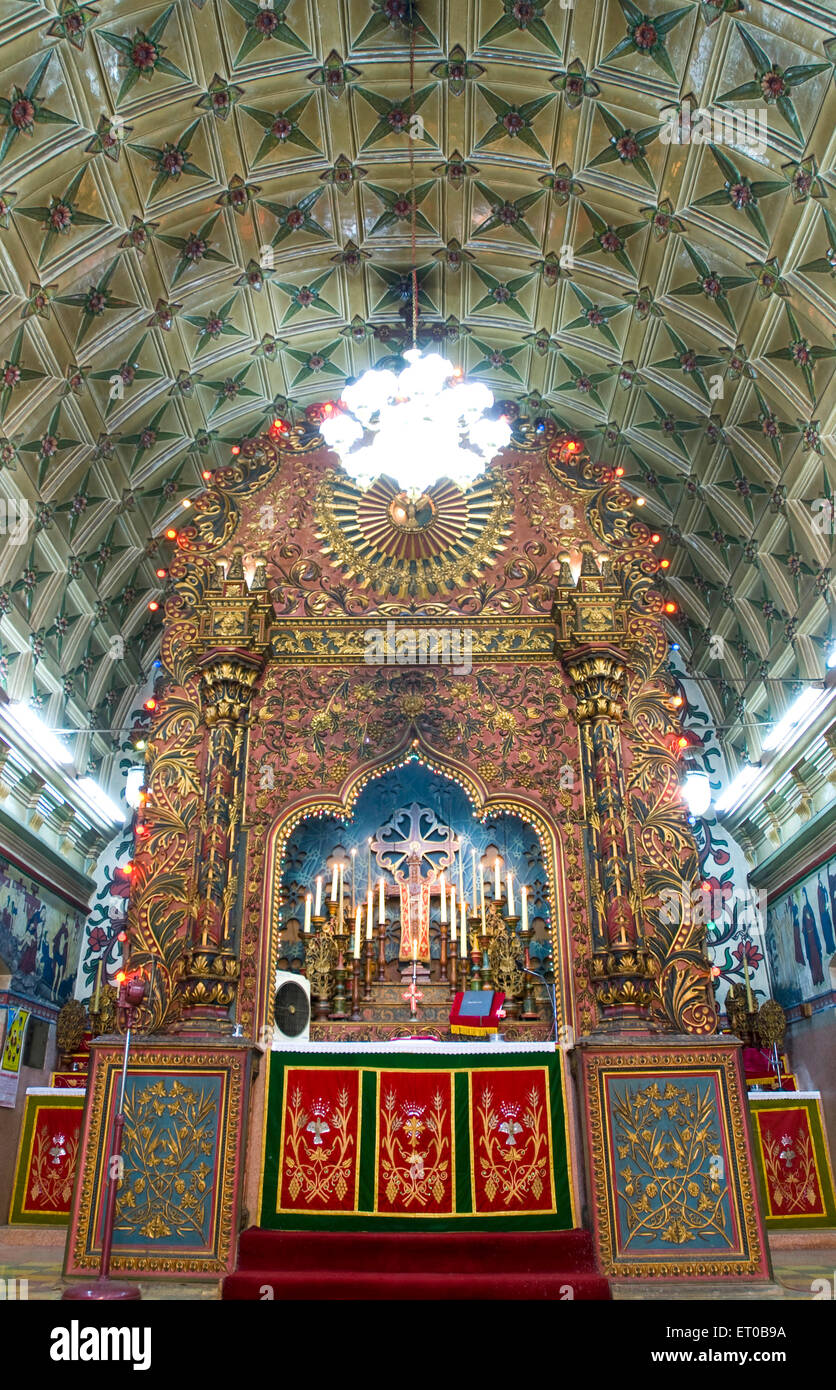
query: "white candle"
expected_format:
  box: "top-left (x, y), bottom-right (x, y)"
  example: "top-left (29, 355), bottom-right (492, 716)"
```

top-left (378, 877), bottom-right (385, 925)
top-left (315, 875), bottom-right (323, 917)
top-left (450, 884), bottom-right (456, 941)
top-left (366, 887), bottom-right (373, 940)
top-left (507, 870), bottom-right (514, 916)
top-left (471, 849), bottom-right (477, 903)
top-left (521, 884), bottom-right (528, 933)
top-left (330, 864), bottom-right (338, 902)
top-left (460, 899), bottom-right (467, 956)
top-left (479, 862), bottom-right (485, 910)
top-left (439, 871), bottom-right (446, 924)
top-left (494, 856), bottom-right (501, 898)
top-left (353, 905), bottom-right (362, 958)
top-left (412, 935), bottom-right (418, 962)
top-left (304, 892), bottom-right (312, 934)
top-left (350, 848), bottom-right (356, 910)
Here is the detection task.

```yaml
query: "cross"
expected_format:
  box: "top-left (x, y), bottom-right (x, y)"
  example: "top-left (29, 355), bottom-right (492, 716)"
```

top-left (402, 980), bottom-right (424, 1016)
top-left (306, 1117), bottom-right (330, 1145)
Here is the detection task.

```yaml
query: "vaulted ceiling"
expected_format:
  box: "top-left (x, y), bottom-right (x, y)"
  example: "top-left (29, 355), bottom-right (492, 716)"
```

top-left (0, 0), bottom-right (834, 773)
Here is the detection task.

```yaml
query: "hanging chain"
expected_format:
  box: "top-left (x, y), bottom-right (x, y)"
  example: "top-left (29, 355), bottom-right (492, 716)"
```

top-left (408, 23), bottom-right (418, 350)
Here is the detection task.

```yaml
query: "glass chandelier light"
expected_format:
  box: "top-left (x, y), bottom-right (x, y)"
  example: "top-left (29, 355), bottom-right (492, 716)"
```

top-left (319, 349), bottom-right (511, 498)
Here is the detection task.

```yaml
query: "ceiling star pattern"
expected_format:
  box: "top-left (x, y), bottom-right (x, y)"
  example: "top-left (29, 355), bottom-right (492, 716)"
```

top-left (0, 0), bottom-right (833, 772)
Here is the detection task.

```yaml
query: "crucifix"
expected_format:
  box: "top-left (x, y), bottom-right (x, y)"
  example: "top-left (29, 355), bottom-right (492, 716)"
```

top-left (371, 802), bottom-right (459, 969)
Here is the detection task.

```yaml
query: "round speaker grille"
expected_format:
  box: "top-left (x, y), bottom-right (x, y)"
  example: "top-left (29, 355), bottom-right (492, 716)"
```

top-left (274, 980), bottom-right (310, 1038)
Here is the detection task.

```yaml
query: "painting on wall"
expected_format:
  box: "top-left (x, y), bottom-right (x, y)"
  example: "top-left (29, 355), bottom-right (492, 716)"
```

top-left (765, 854), bottom-right (836, 1008)
top-left (0, 854), bottom-right (84, 1006)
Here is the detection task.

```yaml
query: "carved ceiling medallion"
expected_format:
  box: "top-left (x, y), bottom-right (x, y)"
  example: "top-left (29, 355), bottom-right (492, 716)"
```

top-left (314, 466), bottom-right (512, 594)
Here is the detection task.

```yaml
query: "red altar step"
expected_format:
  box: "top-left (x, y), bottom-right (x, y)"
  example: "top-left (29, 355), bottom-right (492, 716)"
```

top-left (222, 1228), bottom-right (611, 1300)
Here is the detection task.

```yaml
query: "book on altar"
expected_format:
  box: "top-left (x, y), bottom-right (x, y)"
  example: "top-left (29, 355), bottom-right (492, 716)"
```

top-left (450, 990), bottom-right (505, 1038)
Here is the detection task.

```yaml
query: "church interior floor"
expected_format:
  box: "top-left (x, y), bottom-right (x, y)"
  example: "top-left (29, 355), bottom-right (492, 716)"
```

top-left (1, 1227), bottom-right (833, 1301)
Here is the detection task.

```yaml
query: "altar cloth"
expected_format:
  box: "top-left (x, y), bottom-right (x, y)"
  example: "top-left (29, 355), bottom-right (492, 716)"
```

top-left (260, 1047), bottom-right (574, 1231)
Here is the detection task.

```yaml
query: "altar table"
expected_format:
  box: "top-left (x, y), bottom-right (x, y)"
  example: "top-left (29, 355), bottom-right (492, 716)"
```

top-left (260, 1043), bottom-right (575, 1231)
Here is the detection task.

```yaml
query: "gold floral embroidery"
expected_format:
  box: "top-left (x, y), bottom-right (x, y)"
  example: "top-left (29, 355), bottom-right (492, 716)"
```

top-left (284, 1088), bottom-right (354, 1205)
top-left (476, 1085), bottom-right (548, 1205)
top-left (380, 1091), bottom-right (449, 1207)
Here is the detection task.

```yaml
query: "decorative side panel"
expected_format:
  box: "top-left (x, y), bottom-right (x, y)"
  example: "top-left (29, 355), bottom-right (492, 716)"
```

top-left (749, 1094), bottom-right (836, 1228)
top-left (9, 1091), bottom-right (85, 1225)
top-left (65, 1043), bottom-right (252, 1278)
top-left (579, 1043), bottom-right (770, 1278)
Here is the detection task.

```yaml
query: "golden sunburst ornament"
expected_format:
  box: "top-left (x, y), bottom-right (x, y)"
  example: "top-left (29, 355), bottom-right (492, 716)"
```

top-left (314, 467), bottom-right (512, 595)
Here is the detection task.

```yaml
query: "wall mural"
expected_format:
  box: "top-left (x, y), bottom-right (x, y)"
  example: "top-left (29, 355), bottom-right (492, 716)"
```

top-left (765, 853), bottom-right (836, 1008)
top-left (0, 853), bottom-right (84, 1006)
top-left (677, 666), bottom-right (771, 1014)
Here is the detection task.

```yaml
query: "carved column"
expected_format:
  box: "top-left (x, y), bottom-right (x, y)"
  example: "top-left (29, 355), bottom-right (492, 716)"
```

top-left (554, 545), bottom-right (655, 1030)
top-left (176, 549), bottom-right (272, 1035)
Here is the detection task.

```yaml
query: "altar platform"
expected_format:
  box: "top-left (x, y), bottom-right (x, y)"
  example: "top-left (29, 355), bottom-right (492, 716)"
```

top-left (259, 1042), bottom-right (575, 1232)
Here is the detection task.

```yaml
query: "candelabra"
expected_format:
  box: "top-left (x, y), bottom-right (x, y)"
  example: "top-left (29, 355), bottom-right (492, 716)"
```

top-left (306, 914), bottom-right (332, 1022)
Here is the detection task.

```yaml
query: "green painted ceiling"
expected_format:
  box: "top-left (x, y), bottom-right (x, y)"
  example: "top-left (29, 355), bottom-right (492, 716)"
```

top-left (0, 0), bottom-right (834, 769)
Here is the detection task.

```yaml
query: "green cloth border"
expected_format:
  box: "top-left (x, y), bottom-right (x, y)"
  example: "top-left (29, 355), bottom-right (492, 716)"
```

top-left (9, 1092), bottom-right (85, 1226)
top-left (748, 1095), bottom-right (836, 1229)
top-left (260, 1051), bottom-right (572, 1232)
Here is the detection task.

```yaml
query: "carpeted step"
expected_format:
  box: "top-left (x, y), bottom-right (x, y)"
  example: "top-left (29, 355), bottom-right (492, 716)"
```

top-left (236, 1227), bottom-right (599, 1275)
top-left (223, 1228), bottom-right (611, 1299)
top-left (223, 1269), bottom-right (611, 1300)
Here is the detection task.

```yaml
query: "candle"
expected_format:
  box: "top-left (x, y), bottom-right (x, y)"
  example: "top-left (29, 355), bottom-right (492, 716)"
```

top-left (92, 960), bottom-right (102, 1012)
top-left (339, 862), bottom-right (344, 925)
top-left (479, 862), bottom-right (485, 911)
top-left (494, 856), bottom-right (501, 898)
top-left (366, 885), bottom-right (373, 939)
top-left (378, 877), bottom-right (385, 925)
top-left (315, 875), bottom-right (323, 917)
top-left (471, 849), bottom-right (477, 904)
top-left (507, 870), bottom-right (514, 916)
top-left (521, 884), bottom-right (529, 933)
top-left (439, 872), bottom-right (446, 924)
top-left (481, 889), bottom-right (486, 934)
top-left (450, 884), bottom-right (456, 941)
top-left (350, 848), bottom-right (356, 911)
top-left (353, 904), bottom-right (362, 959)
top-left (460, 899), bottom-right (467, 956)
top-left (330, 864), bottom-right (338, 902)
top-left (304, 892), bottom-right (312, 934)
top-left (412, 935), bottom-right (418, 963)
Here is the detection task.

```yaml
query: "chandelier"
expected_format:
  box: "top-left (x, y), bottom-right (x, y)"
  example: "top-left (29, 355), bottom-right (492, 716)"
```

top-left (319, 350), bottom-right (512, 498)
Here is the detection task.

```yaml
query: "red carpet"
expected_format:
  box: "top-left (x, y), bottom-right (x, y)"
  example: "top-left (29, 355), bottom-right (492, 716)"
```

top-left (223, 1228), bottom-right (611, 1300)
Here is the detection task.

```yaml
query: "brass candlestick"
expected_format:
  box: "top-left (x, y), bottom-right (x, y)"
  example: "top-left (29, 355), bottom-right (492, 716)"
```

top-left (519, 923), bottom-right (539, 1021)
top-left (448, 934), bottom-right (458, 1000)
top-left (377, 914), bottom-right (387, 982)
top-left (329, 902), bottom-right (350, 1021)
top-left (350, 955), bottom-right (362, 1021)
top-left (439, 921), bottom-right (448, 983)
top-left (468, 913), bottom-right (482, 989)
top-left (363, 935), bottom-right (374, 1001)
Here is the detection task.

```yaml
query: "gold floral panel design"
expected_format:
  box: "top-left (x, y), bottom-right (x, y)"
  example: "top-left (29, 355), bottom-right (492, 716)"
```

top-left (580, 1044), bottom-right (770, 1279)
top-left (65, 1044), bottom-right (251, 1278)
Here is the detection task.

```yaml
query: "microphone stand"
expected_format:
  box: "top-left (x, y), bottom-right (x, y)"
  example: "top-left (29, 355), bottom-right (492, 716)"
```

top-left (519, 965), bottom-right (558, 1043)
